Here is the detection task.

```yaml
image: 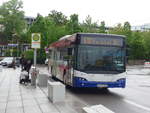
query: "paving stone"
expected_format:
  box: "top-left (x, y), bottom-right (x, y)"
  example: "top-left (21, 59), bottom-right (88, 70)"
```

top-left (0, 96), bottom-right (8, 102)
top-left (8, 95), bottom-right (21, 101)
top-left (0, 109), bottom-right (5, 113)
top-left (36, 97), bottom-right (50, 104)
top-left (0, 103), bottom-right (7, 110)
top-left (9, 92), bottom-right (21, 96)
top-left (24, 105), bottom-right (42, 113)
top-left (22, 94), bottom-right (34, 100)
top-left (6, 107), bottom-right (24, 113)
top-left (23, 99), bottom-right (37, 106)
top-left (39, 103), bottom-right (59, 113)
top-left (54, 102), bottom-right (78, 113)
top-left (0, 68), bottom-right (79, 113)
top-left (7, 101), bottom-right (22, 108)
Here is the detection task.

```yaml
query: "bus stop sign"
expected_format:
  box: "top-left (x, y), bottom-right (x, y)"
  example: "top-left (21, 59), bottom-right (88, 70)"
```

top-left (31, 33), bottom-right (41, 49)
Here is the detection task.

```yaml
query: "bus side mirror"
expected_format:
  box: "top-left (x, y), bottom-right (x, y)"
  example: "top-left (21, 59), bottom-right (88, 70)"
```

top-left (68, 48), bottom-right (72, 55)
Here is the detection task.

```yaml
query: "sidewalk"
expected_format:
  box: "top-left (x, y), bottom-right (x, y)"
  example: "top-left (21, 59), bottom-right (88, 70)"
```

top-left (0, 68), bottom-right (76, 113)
top-left (0, 67), bottom-right (87, 113)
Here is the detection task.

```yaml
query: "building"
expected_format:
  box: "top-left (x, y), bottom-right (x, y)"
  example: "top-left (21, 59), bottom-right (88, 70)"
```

top-left (131, 23), bottom-right (150, 31)
top-left (24, 16), bottom-right (36, 25)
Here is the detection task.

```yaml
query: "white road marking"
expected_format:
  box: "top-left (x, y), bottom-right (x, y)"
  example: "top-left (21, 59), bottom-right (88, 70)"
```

top-left (124, 99), bottom-right (150, 112)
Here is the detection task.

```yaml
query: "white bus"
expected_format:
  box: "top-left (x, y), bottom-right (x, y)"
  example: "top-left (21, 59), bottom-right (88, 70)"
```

top-left (48, 33), bottom-right (126, 88)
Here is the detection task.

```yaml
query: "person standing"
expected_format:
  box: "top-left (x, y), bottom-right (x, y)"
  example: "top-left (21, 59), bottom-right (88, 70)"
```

top-left (24, 60), bottom-right (32, 83)
top-left (25, 60), bottom-right (32, 75)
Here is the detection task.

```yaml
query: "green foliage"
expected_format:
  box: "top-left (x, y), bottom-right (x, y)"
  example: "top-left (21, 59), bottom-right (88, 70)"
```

top-left (109, 23), bottom-right (125, 35)
top-left (5, 50), bottom-right (11, 57)
top-left (99, 21), bottom-right (106, 33)
top-left (23, 50), bottom-right (33, 61)
top-left (1, 0), bottom-right (150, 61)
top-left (48, 10), bottom-right (67, 25)
top-left (81, 15), bottom-right (98, 33)
top-left (66, 14), bottom-right (82, 34)
top-left (4, 48), bottom-right (19, 57)
top-left (37, 50), bottom-right (46, 64)
top-left (0, 0), bottom-right (26, 42)
top-left (129, 31), bottom-right (146, 59)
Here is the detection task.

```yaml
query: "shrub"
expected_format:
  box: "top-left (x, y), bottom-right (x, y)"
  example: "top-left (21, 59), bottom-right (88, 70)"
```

top-left (23, 49), bottom-right (46, 64)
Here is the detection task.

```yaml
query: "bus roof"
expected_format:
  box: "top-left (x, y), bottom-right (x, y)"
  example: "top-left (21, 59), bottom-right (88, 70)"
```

top-left (49, 33), bottom-right (126, 48)
top-left (76, 33), bottom-right (126, 38)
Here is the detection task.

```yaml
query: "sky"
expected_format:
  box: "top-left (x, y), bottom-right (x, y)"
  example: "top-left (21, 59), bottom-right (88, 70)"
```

top-left (1, 0), bottom-right (150, 26)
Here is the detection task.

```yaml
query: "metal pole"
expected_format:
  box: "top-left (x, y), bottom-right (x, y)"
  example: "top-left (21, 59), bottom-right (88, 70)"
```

top-left (34, 48), bottom-right (37, 67)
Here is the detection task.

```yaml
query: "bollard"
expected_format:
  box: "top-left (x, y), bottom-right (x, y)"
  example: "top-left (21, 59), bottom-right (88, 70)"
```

top-left (31, 66), bottom-right (39, 87)
top-left (47, 81), bottom-right (65, 103)
top-left (37, 73), bottom-right (48, 87)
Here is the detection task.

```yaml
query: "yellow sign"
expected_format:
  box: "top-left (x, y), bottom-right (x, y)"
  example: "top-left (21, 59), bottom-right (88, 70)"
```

top-left (31, 33), bottom-right (41, 48)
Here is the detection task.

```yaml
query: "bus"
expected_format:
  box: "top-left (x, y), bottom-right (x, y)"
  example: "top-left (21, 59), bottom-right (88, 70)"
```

top-left (48, 33), bottom-right (126, 88)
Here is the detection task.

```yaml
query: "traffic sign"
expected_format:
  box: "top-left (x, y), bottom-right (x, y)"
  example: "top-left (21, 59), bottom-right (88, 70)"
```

top-left (31, 33), bottom-right (41, 48)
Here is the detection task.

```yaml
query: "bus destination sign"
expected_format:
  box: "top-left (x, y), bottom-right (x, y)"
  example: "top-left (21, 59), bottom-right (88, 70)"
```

top-left (81, 37), bottom-right (123, 46)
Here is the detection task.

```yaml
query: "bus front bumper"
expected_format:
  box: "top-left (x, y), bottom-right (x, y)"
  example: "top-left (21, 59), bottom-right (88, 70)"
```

top-left (73, 77), bottom-right (126, 88)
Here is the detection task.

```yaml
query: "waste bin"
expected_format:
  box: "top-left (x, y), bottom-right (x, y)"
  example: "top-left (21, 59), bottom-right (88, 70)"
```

top-left (47, 81), bottom-right (65, 103)
top-left (37, 73), bottom-right (48, 87)
top-left (30, 66), bottom-right (39, 86)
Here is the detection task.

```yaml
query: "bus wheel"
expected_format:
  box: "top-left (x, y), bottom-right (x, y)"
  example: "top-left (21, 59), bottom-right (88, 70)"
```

top-left (101, 88), bottom-right (109, 93)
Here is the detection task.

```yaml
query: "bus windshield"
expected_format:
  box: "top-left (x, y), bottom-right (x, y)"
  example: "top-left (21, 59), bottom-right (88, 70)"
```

top-left (77, 45), bottom-right (125, 73)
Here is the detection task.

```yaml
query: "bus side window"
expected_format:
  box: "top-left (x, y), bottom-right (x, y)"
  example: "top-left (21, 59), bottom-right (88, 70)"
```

top-left (68, 48), bottom-right (72, 55)
top-left (54, 51), bottom-right (57, 60)
top-left (57, 51), bottom-right (60, 60)
top-left (48, 50), bottom-right (52, 59)
top-left (62, 48), bottom-right (68, 61)
top-left (51, 51), bottom-right (54, 60)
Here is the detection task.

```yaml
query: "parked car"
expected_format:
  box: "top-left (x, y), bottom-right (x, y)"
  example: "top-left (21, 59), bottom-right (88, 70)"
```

top-left (1, 57), bottom-right (15, 67)
top-left (0, 57), bottom-right (4, 65)
top-left (15, 57), bottom-right (20, 67)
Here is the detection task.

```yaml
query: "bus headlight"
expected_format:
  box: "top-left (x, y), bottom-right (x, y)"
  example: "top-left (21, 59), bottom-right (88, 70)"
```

top-left (78, 77), bottom-right (87, 81)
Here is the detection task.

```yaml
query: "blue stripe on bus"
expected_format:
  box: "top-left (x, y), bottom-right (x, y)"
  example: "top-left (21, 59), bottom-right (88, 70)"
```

top-left (73, 77), bottom-right (126, 88)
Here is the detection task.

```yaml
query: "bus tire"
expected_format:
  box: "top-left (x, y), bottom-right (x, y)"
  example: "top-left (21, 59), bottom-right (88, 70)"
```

top-left (101, 88), bottom-right (109, 92)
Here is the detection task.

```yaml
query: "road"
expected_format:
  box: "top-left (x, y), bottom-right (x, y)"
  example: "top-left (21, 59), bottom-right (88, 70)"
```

top-left (66, 66), bottom-right (150, 113)
top-left (0, 65), bottom-right (150, 113)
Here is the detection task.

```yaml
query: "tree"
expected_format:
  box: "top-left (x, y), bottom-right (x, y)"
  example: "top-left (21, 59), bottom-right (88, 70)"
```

top-left (123, 22), bottom-right (132, 46)
top-left (123, 21), bottom-right (131, 32)
top-left (27, 14), bottom-right (68, 63)
top-left (0, 0), bottom-right (26, 42)
top-left (81, 15), bottom-right (98, 33)
top-left (129, 31), bottom-right (146, 59)
top-left (66, 14), bottom-right (81, 34)
top-left (48, 10), bottom-right (67, 25)
top-left (99, 21), bottom-right (106, 33)
top-left (109, 23), bottom-right (124, 35)
top-left (141, 31), bottom-right (150, 59)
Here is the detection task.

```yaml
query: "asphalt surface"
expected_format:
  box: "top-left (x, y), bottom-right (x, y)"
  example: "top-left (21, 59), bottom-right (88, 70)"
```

top-left (0, 65), bottom-right (150, 113)
top-left (66, 66), bottom-right (150, 113)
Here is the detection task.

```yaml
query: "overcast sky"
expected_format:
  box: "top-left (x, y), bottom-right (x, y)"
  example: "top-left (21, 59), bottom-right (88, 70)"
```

top-left (1, 0), bottom-right (150, 26)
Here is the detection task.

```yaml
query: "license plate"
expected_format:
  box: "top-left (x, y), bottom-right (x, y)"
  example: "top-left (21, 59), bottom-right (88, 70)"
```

top-left (97, 84), bottom-right (108, 88)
